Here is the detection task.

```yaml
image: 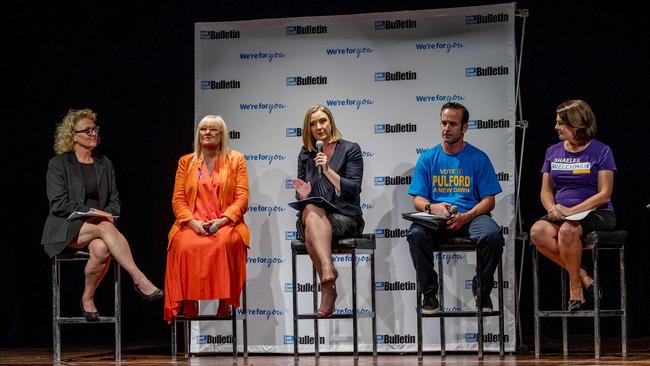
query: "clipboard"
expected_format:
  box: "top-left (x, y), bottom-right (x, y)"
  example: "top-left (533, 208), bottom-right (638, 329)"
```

top-left (401, 211), bottom-right (448, 231)
top-left (288, 196), bottom-right (337, 212)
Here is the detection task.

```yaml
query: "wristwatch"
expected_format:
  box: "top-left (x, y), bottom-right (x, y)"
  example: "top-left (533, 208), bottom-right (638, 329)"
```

top-left (424, 203), bottom-right (431, 214)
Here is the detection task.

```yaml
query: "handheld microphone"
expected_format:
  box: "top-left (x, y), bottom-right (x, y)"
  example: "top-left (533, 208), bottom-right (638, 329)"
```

top-left (203, 222), bottom-right (219, 234)
top-left (315, 140), bottom-right (324, 178)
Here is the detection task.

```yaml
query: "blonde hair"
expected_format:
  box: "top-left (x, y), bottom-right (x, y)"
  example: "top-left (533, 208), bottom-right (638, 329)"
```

top-left (301, 104), bottom-right (342, 152)
top-left (54, 109), bottom-right (97, 154)
top-left (556, 99), bottom-right (597, 142)
top-left (193, 115), bottom-right (231, 161)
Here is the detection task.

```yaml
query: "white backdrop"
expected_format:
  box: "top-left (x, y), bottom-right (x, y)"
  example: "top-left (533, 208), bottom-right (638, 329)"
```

top-left (193, 2), bottom-right (516, 353)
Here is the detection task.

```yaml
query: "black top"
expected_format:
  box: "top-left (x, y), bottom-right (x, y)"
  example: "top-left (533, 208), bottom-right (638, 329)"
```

top-left (80, 162), bottom-right (100, 208)
top-left (297, 139), bottom-right (363, 217)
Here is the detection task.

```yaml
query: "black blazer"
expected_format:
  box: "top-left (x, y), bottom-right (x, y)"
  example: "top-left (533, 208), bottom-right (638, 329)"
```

top-left (297, 139), bottom-right (363, 217)
top-left (41, 152), bottom-right (120, 256)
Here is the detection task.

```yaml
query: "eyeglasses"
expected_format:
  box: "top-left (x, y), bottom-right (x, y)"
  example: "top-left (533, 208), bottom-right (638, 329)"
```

top-left (199, 127), bottom-right (221, 134)
top-left (74, 126), bottom-right (100, 135)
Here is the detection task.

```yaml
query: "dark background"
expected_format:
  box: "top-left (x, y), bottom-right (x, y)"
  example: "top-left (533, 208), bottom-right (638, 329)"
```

top-left (1, 0), bottom-right (648, 349)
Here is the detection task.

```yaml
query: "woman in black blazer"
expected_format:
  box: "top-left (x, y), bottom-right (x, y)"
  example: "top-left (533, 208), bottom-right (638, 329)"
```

top-left (291, 104), bottom-right (364, 317)
top-left (42, 109), bottom-right (162, 321)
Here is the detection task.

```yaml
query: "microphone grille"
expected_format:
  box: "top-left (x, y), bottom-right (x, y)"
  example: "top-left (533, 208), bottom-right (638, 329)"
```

top-left (315, 140), bottom-right (324, 149)
top-left (449, 205), bottom-right (459, 214)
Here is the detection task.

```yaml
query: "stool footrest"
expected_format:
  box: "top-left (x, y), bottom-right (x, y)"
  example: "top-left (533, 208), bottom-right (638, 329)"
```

top-left (423, 310), bottom-right (502, 318)
top-left (56, 316), bottom-right (118, 324)
top-left (297, 312), bottom-right (375, 320)
top-left (174, 314), bottom-right (235, 321)
top-left (536, 309), bottom-right (625, 317)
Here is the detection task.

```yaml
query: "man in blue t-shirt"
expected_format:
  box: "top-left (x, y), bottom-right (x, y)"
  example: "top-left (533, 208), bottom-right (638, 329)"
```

top-left (407, 102), bottom-right (504, 314)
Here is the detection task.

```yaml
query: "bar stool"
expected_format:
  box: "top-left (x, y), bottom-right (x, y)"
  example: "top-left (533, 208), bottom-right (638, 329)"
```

top-left (52, 250), bottom-right (121, 362)
top-left (290, 234), bottom-right (377, 360)
top-left (171, 284), bottom-right (248, 362)
top-left (416, 236), bottom-right (505, 360)
top-left (532, 230), bottom-right (627, 359)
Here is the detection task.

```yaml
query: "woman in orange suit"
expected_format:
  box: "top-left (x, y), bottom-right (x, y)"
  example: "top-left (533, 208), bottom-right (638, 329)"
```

top-left (164, 115), bottom-right (249, 322)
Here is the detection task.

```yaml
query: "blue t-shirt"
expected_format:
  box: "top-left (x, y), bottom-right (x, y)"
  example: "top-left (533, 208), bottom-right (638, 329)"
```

top-left (409, 143), bottom-right (502, 213)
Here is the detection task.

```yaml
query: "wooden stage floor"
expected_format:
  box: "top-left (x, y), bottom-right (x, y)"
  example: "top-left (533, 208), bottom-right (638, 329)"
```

top-left (2, 337), bottom-right (650, 365)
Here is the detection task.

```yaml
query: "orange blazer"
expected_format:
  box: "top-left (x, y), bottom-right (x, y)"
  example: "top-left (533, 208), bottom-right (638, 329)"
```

top-left (167, 151), bottom-right (250, 250)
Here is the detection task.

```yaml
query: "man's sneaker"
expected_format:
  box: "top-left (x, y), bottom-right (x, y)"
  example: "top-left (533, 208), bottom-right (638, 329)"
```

top-left (475, 295), bottom-right (494, 313)
top-left (422, 294), bottom-right (441, 315)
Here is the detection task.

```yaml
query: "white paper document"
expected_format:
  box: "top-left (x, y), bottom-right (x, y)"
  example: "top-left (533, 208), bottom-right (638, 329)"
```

top-left (67, 211), bottom-right (119, 220)
top-left (564, 209), bottom-right (594, 221)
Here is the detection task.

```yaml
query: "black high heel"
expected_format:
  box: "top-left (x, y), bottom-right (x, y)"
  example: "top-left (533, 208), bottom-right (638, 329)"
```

top-left (80, 300), bottom-right (100, 322)
top-left (134, 284), bottom-right (164, 302)
top-left (568, 299), bottom-right (584, 312)
top-left (586, 283), bottom-right (603, 303)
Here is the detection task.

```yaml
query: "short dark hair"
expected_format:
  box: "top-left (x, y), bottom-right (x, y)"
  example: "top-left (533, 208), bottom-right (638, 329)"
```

top-left (556, 99), bottom-right (597, 142)
top-left (440, 102), bottom-right (469, 125)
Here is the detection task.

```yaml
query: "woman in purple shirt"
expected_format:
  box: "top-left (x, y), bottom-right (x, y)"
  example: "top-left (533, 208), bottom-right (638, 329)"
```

top-left (530, 100), bottom-right (616, 312)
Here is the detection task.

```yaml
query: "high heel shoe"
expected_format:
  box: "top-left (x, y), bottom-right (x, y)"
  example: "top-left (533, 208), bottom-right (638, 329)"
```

top-left (80, 300), bottom-right (100, 322)
top-left (317, 288), bottom-right (337, 317)
top-left (134, 283), bottom-right (164, 302)
top-left (586, 283), bottom-right (603, 303)
top-left (568, 299), bottom-right (585, 312)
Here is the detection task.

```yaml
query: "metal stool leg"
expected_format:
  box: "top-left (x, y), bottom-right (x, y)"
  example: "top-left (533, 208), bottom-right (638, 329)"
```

top-left (593, 245), bottom-right (601, 359)
top-left (532, 249), bottom-right (541, 358)
top-left (620, 246), bottom-right (627, 357)
top-left (292, 249), bottom-right (299, 359)
top-left (437, 251), bottom-right (446, 358)
top-left (352, 250), bottom-right (358, 360)
top-left (498, 257), bottom-right (505, 358)
top-left (52, 258), bottom-right (61, 362)
top-left (561, 270), bottom-right (568, 356)
top-left (476, 247), bottom-right (484, 361)
top-left (416, 283), bottom-right (423, 360)
top-left (231, 305), bottom-right (237, 362)
top-left (242, 284), bottom-right (248, 358)
top-left (370, 249), bottom-right (377, 357)
top-left (114, 262), bottom-right (121, 361)
top-left (313, 265), bottom-right (319, 358)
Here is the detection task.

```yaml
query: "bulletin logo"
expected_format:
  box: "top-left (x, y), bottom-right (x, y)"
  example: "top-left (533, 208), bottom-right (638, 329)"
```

top-left (197, 334), bottom-right (234, 344)
top-left (374, 228), bottom-right (408, 238)
top-left (239, 51), bottom-right (286, 63)
top-left (467, 119), bottom-right (511, 129)
top-left (286, 75), bottom-right (327, 86)
top-left (286, 25), bottom-right (328, 35)
top-left (465, 66), bottom-right (509, 77)
top-left (374, 71), bottom-right (417, 82)
top-left (374, 123), bottom-right (417, 134)
top-left (199, 30), bottom-right (240, 39)
top-left (465, 13), bottom-right (509, 25)
top-left (375, 281), bottom-right (416, 291)
top-left (374, 175), bottom-right (412, 186)
top-left (465, 333), bottom-right (509, 343)
top-left (286, 127), bottom-right (302, 137)
top-left (283, 335), bottom-right (325, 344)
top-left (285, 231), bottom-right (298, 240)
top-left (377, 334), bottom-right (416, 344)
top-left (247, 204), bottom-right (286, 215)
top-left (374, 19), bottom-right (417, 30)
top-left (201, 80), bottom-right (241, 89)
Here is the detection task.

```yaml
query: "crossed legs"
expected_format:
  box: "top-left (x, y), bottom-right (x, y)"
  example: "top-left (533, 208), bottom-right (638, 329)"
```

top-left (301, 204), bottom-right (337, 315)
top-left (531, 220), bottom-right (590, 303)
top-left (71, 218), bottom-right (160, 312)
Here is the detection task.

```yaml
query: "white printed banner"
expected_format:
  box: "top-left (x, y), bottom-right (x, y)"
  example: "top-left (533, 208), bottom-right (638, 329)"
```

top-left (193, 3), bottom-right (516, 353)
